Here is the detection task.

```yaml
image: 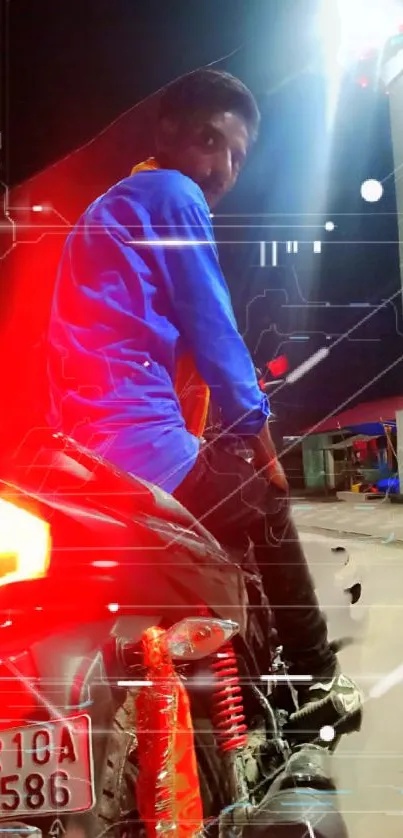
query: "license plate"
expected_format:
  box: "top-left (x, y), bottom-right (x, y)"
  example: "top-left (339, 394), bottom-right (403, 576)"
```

top-left (0, 715), bottom-right (94, 818)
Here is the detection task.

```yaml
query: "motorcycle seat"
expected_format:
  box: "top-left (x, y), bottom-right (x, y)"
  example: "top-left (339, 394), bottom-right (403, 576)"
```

top-left (3, 427), bottom-right (232, 555)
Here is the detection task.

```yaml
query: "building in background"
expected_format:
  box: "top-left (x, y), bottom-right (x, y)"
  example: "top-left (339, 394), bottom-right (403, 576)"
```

top-left (300, 396), bottom-right (401, 494)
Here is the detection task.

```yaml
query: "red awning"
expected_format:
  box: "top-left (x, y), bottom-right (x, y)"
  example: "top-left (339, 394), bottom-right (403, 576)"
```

top-left (304, 397), bottom-right (403, 435)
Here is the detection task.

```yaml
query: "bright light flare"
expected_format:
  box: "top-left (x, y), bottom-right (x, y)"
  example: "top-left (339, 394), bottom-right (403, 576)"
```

top-left (286, 347), bottom-right (329, 384)
top-left (126, 239), bottom-right (211, 247)
top-left (0, 499), bottom-right (51, 586)
top-left (361, 178), bottom-right (384, 202)
top-left (370, 662), bottom-right (403, 698)
top-left (318, 0), bottom-right (403, 67)
top-left (320, 725), bottom-right (336, 742)
top-left (261, 674), bottom-right (313, 683)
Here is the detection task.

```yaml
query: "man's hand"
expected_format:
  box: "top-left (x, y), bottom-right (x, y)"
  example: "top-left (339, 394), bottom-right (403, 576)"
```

top-left (265, 457), bottom-right (289, 493)
top-left (251, 420), bottom-right (289, 493)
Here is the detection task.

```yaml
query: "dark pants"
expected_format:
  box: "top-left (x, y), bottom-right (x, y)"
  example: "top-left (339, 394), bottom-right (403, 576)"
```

top-left (174, 436), bottom-right (336, 677)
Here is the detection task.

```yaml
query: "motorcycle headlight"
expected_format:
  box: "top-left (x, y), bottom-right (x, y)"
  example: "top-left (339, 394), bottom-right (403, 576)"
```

top-left (0, 498), bottom-right (51, 586)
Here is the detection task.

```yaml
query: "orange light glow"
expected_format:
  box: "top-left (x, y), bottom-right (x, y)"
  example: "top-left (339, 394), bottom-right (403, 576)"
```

top-left (0, 499), bottom-right (51, 586)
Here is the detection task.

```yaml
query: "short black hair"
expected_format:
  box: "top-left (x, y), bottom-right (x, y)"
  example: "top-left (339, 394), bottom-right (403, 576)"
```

top-left (157, 68), bottom-right (260, 143)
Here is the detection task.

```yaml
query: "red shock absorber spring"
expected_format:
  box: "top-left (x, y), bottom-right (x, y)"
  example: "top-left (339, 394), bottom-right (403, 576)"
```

top-left (211, 641), bottom-right (248, 753)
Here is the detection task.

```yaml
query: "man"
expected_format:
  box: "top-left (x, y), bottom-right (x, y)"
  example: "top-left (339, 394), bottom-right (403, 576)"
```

top-left (47, 68), bottom-right (362, 733)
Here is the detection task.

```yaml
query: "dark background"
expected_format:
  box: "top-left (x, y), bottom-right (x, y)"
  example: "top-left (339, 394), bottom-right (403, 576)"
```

top-left (1, 0), bottom-right (402, 441)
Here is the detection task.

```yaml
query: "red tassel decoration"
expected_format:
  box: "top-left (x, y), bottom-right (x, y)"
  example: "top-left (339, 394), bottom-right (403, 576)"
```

top-left (135, 626), bottom-right (203, 838)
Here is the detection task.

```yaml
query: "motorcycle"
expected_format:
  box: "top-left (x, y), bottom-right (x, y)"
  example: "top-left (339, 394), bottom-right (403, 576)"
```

top-left (0, 428), bottom-right (355, 838)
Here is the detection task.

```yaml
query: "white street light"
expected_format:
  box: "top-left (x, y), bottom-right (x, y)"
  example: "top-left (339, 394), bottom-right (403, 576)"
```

top-left (324, 220), bottom-right (335, 231)
top-left (318, 0), bottom-right (403, 68)
top-left (360, 178), bottom-right (384, 202)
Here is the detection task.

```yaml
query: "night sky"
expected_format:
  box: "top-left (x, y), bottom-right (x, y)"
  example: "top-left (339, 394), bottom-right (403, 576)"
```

top-left (1, 0), bottom-right (403, 440)
top-left (6, 0), bottom-right (316, 185)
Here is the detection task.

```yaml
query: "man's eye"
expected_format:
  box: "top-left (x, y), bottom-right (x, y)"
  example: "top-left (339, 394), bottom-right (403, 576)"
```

top-left (201, 132), bottom-right (216, 149)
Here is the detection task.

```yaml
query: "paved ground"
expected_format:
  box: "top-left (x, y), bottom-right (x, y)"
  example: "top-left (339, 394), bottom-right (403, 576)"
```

top-left (300, 530), bottom-right (403, 838)
top-left (294, 499), bottom-right (403, 543)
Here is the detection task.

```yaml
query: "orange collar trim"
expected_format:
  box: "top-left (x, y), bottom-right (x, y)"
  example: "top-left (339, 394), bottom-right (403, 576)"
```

top-left (130, 158), bottom-right (160, 176)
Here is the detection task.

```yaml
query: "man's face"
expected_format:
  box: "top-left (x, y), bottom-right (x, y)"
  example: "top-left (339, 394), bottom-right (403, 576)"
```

top-left (160, 110), bottom-right (250, 208)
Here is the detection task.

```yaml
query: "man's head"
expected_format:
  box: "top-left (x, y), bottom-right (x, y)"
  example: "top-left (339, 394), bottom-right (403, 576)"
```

top-left (155, 68), bottom-right (260, 208)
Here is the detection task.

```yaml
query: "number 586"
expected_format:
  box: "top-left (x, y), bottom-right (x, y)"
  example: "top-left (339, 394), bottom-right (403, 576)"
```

top-left (1, 770), bottom-right (70, 811)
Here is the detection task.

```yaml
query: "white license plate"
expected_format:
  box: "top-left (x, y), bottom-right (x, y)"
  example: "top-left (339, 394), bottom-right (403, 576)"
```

top-left (0, 715), bottom-right (94, 818)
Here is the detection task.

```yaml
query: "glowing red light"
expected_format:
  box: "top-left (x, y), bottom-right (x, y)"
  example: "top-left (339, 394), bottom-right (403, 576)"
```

top-left (266, 356), bottom-right (289, 377)
top-left (357, 76), bottom-right (369, 88)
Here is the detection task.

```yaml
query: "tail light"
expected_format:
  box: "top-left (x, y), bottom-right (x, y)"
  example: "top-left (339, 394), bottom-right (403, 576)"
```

top-left (0, 499), bottom-right (51, 586)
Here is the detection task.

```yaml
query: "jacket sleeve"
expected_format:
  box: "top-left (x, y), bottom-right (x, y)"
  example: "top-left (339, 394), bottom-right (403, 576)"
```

top-left (159, 199), bottom-right (270, 435)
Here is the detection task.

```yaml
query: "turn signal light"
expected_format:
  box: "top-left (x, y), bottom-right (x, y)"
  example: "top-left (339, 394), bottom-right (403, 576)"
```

top-left (0, 499), bottom-right (51, 586)
top-left (166, 617), bottom-right (239, 660)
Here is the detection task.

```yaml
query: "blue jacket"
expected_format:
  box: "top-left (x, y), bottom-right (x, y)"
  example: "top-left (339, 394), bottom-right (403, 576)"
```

top-left (47, 168), bottom-right (270, 492)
